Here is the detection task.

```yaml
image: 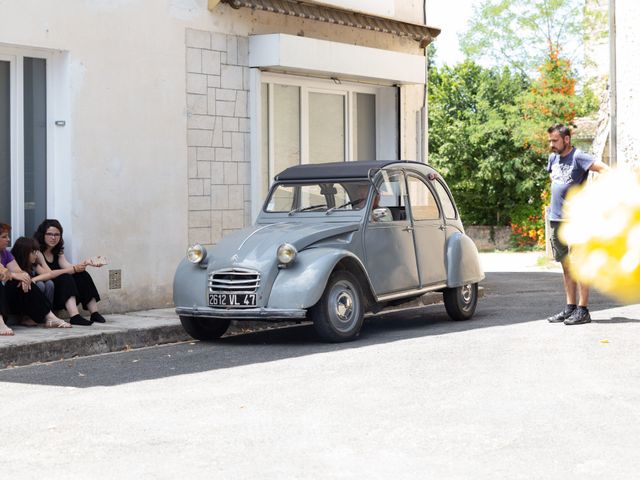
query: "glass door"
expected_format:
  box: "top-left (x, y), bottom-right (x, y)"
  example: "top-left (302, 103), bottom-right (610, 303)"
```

top-left (0, 58), bottom-right (11, 226)
top-left (0, 53), bottom-right (48, 236)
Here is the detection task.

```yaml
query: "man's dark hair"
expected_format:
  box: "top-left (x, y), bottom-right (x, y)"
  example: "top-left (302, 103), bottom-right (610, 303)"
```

top-left (547, 123), bottom-right (572, 137)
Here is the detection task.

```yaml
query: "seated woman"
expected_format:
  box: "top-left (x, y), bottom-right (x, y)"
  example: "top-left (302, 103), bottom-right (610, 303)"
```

top-left (11, 237), bottom-right (88, 323)
top-left (34, 219), bottom-right (106, 324)
top-left (0, 264), bottom-right (13, 336)
top-left (0, 223), bottom-right (71, 329)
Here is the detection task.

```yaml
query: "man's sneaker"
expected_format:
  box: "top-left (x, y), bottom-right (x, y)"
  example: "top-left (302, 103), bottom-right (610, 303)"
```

top-left (547, 305), bottom-right (576, 323)
top-left (564, 307), bottom-right (591, 325)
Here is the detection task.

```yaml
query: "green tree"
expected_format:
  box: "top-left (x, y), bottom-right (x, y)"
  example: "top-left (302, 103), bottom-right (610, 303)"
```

top-left (510, 47), bottom-right (578, 155)
top-left (428, 61), bottom-right (547, 225)
top-left (460, 0), bottom-right (604, 79)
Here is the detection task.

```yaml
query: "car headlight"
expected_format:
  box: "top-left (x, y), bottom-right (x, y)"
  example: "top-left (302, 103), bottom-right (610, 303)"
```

top-left (187, 244), bottom-right (207, 264)
top-left (277, 243), bottom-right (297, 266)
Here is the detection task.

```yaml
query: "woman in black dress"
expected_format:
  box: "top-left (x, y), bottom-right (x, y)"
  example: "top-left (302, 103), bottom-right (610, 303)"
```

top-left (34, 219), bottom-right (107, 325)
top-left (1, 222), bottom-right (71, 329)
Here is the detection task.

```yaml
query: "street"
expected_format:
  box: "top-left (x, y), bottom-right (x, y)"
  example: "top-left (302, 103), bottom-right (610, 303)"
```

top-left (1, 257), bottom-right (639, 479)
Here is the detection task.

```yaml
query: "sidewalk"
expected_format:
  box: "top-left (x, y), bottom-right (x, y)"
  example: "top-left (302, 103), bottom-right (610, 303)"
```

top-left (0, 251), bottom-right (609, 369)
top-left (0, 309), bottom-right (190, 369)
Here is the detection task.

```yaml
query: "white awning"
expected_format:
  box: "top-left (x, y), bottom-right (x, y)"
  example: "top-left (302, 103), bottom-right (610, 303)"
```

top-left (249, 33), bottom-right (427, 84)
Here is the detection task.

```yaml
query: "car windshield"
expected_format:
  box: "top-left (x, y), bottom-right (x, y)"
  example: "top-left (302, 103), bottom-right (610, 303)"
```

top-left (265, 181), bottom-right (371, 214)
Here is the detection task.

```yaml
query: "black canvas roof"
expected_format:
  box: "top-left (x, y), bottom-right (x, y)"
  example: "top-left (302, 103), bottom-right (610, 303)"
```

top-left (274, 160), bottom-right (432, 182)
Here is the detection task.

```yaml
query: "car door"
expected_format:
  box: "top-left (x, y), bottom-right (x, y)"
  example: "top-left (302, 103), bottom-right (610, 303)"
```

top-left (406, 173), bottom-right (447, 287)
top-left (363, 169), bottom-right (420, 295)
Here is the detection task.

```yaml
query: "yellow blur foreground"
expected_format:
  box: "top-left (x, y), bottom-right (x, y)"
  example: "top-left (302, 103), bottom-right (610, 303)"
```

top-left (560, 168), bottom-right (640, 303)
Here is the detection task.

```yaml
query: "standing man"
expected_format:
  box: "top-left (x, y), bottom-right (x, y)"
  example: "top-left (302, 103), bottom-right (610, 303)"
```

top-left (545, 124), bottom-right (609, 325)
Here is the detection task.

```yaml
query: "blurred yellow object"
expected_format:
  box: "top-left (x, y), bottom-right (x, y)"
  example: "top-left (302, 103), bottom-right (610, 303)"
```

top-left (560, 168), bottom-right (640, 303)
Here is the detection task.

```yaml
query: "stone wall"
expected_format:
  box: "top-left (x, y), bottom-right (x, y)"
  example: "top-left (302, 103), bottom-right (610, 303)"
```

top-left (186, 29), bottom-right (251, 246)
top-left (465, 225), bottom-right (512, 251)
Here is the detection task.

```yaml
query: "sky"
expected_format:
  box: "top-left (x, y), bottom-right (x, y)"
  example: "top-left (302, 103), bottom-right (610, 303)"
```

top-left (426, 0), bottom-right (478, 65)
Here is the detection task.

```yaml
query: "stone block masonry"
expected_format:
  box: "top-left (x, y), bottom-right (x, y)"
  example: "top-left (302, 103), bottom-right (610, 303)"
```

top-left (186, 29), bottom-right (251, 246)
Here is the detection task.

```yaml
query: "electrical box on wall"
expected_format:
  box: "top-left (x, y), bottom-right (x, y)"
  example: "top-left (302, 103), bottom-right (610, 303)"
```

top-left (109, 269), bottom-right (122, 290)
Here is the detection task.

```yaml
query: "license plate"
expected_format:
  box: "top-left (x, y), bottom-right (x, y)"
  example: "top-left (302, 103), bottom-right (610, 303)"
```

top-left (208, 293), bottom-right (256, 308)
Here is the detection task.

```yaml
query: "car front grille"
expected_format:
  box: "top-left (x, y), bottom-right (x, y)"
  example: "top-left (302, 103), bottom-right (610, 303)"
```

top-left (208, 268), bottom-right (261, 293)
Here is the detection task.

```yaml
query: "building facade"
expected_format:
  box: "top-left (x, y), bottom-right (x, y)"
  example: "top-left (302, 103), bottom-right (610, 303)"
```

top-left (0, 0), bottom-right (438, 311)
top-left (614, 0), bottom-right (640, 168)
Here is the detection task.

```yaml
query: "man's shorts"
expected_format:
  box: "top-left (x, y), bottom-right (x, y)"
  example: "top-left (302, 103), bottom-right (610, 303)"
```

top-left (549, 221), bottom-right (569, 262)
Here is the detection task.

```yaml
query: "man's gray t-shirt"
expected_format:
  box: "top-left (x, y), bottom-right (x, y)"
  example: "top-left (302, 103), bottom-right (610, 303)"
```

top-left (547, 147), bottom-right (594, 221)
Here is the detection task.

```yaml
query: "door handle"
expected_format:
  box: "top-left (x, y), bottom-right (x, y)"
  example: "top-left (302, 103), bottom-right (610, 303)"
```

top-left (402, 225), bottom-right (414, 232)
top-left (439, 225), bottom-right (446, 231)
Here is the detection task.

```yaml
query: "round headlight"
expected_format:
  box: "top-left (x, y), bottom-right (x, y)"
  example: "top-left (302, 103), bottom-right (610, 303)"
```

top-left (277, 243), bottom-right (297, 265)
top-left (187, 244), bottom-right (207, 264)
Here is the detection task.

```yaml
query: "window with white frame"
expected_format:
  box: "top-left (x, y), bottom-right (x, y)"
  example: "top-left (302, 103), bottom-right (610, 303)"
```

top-left (0, 50), bottom-right (49, 237)
top-left (259, 73), bottom-right (397, 199)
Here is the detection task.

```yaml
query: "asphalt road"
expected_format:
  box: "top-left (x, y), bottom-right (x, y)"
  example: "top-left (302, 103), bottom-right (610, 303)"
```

top-left (1, 267), bottom-right (639, 479)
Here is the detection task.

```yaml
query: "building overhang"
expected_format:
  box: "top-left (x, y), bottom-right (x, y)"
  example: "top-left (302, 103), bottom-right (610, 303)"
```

top-left (249, 33), bottom-right (426, 85)
top-left (211, 0), bottom-right (440, 48)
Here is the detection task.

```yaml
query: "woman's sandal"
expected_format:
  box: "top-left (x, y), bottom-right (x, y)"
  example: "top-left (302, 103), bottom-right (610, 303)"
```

top-left (44, 318), bottom-right (72, 329)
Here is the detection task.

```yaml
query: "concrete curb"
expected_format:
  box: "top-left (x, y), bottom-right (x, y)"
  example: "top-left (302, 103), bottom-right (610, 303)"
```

top-left (0, 289), bottom-right (483, 369)
top-left (0, 317), bottom-right (191, 369)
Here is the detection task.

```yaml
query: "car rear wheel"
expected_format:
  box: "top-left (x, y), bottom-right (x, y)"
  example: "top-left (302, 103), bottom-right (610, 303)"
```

top-left (443, 283), bottom-right (478, 321)
top-left (310, 270), bottom-right (364, 342)
top-left (179, 316), bottom-right (231, 340)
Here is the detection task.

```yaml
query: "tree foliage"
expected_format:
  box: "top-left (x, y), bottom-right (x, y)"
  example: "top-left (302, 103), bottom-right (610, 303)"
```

top-left (460, 0), bottom-right (604, 79)
top-left (510, 48), bottom-right (578, 154)
top-left (428, 61), bottom-right (548, 225)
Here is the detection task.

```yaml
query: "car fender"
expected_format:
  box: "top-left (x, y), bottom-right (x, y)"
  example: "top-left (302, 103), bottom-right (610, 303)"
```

top-left (173, 258), bottom-right (209, 308)
top-left (268, 248), bottom-right (369, 309)
top-left (445, 232), bottom-right (485, 287)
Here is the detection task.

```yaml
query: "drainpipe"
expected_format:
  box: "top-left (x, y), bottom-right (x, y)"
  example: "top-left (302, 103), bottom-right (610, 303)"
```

top-left (397, 84), bottom-right (402, 160)
top-left (421, 0), bottom-right (428, 163)
top-left (609, 0), bottom-right (617, 166)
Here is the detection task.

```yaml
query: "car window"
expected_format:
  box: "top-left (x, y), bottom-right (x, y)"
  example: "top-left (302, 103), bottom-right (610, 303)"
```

top-left (265, 181), bottom-right (369, 213)
top-left (372, 170), bottom-right (407, 221)
top-left (267, 185), bottom-right (295, 212)
top-left (407, 175), bottom-right (440, 221)
top-left (433, 179), bottom-right (457, 219)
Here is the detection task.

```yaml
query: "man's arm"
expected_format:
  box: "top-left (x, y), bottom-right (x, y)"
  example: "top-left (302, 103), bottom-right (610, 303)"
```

top-left (589, 160), bottom-right (610, 174)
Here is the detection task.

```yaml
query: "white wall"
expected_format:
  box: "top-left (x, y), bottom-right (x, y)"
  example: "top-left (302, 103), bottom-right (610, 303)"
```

top-left (0, 0), bottom-right (200, 311)
top-left (616, 1), bottom-right (640, 168)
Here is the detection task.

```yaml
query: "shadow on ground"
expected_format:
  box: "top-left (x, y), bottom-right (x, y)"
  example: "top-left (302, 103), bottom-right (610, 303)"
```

top-left (0, 271), bottom-right (627, 388)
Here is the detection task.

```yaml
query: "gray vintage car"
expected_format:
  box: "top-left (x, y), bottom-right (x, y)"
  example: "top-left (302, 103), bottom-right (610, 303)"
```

top-left (173, 160), bottom-right (484, 342)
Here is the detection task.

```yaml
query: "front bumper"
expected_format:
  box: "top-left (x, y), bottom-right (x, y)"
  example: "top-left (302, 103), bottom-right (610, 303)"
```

top-left (175, 306), bottom-right (307, 320)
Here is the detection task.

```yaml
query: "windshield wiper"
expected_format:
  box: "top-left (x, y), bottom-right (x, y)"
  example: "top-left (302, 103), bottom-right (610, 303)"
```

top-left (326, 198), bottom-right (364, 215)
top-left (289, 204), bottom-right (327, 215)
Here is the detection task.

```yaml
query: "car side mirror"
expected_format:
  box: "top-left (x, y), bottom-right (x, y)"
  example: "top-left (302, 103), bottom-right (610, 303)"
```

top-left (372, 208), bottom-right (391, 222)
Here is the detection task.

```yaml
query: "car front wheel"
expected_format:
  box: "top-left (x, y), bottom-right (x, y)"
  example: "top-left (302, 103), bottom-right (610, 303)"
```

top-left (179, 316), bottom-right (231, 340)
top-left (310, 270), bottom-right (364, 342)
top-left (443, 283), bottom-right (478, 321)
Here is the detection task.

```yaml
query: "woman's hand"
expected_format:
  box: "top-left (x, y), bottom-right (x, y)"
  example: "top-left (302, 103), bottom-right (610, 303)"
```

top-left (73, 263), bottom-right (87, 273)
top-left (0, 265), bottom-right (11, 282)
top-left (13, 270), bottom-right (31, 284)
top-left (14, 271), bottom-right (31, 292)
top-left (85, 256), bottom-right (108, 267)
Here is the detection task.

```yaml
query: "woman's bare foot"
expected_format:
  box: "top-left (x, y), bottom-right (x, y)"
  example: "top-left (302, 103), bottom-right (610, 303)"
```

top-left (0, 321), bottom-right (14, 336)
top-left (20, 317), bottom-right (39, 327)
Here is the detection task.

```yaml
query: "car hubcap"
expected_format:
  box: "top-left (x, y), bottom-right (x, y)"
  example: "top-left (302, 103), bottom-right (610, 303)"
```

top-left (335, 291), bottom-right (353, 321)
top-left (461, 284), bottom-right (473, 304)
